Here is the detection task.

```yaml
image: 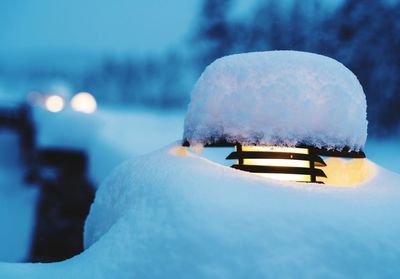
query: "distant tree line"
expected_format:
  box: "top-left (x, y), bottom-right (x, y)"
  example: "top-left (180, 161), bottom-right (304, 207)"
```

top-left (79, 52), bottom-right (192, 108)
top-left (1, 0), bottom-right (398, 136)
top-left (193, 0), bottom-right (400, 136)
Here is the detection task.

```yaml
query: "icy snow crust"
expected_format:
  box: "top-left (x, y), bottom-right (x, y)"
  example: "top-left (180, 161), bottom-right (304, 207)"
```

top-left (184, 51), bottom-right (368, 150)
top-left (1, 143), bottom-right (399, 278)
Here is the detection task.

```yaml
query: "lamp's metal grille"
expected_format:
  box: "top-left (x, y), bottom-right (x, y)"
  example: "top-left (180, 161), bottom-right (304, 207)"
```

top-left (182, 139), bottom-right (366, 184)
top-left (227, 145), bottom-right (326, 183)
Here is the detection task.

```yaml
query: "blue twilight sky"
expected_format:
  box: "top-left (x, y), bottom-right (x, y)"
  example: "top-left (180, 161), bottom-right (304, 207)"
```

top-left (0, 0), bottom-right (203, 55)
top-left (0, 0), bottom-right (344, 56)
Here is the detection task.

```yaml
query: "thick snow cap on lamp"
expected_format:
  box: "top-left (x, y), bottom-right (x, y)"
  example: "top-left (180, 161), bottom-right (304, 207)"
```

top-left (183, 51), bottom-right (367, 151)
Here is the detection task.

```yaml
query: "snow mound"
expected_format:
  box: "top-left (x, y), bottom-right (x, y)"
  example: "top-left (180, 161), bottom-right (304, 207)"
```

top-left (184, 51), bottom-right (367, 150)
top-left (0, 143), bottom-right (399, 278)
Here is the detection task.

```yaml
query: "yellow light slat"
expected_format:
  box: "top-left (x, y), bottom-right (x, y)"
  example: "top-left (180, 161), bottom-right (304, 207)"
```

top-left (232, 145), bottom-right (314, 183)
top-left (241, 146), bottom-right (309, 154)
top-left (243, 158), bottom-right (310, 168)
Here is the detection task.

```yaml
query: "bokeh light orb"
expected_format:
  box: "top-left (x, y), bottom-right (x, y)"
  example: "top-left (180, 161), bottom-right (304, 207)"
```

top-left (45, 95), bottom-right (65, 113)
top-left (70, 92), bottom-right (97, 114)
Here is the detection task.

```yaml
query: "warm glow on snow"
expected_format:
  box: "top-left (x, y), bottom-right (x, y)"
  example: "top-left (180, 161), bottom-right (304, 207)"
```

top-left (170, 146), bottom-right (189, 156)
top-left (45, 95), bottom-right (65, 113)
top-left (71, 92), bottom-right (97, 114)
top-left (320, 158), bottom-right (375, 186)
top-left (255, 173), bottom-right (311, 182)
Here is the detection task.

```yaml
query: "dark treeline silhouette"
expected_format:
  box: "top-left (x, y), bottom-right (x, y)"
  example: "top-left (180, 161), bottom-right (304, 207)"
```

top-left (0, 0), bottom-right (398, 136)
top-left (194, 0), bottom-right (400, 136)
top-left (78, 53), bottom-right (191, 108)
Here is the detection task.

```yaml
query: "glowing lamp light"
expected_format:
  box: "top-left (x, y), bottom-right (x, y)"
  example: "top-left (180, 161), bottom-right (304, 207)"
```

top-left (227, 145), bottom-right (327, 183)
top-left (45, 95), bottom-right (65, 113)
top-left (70, 92), bottom-right (97, 114)
top-left (182, 140), bottom-right (366, 184)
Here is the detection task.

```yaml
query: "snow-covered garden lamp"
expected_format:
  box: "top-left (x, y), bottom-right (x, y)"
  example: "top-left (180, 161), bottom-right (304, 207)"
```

top-left (183, 51), bottom-right (369, 185)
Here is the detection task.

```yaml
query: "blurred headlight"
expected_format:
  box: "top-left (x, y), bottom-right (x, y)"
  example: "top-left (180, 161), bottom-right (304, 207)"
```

top-left (45, 95), bottom-right (65, 113)
top-left (70, 92), bottom-right (97, 114)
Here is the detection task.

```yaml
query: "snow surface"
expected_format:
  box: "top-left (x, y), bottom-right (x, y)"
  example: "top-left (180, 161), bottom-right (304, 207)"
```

top-left (0, 106), bottom-right (182, 262)
top-left (0, 132), bottom-right (39, 262)
top-left (184, 51), bottom-right (368, 150)
top-left (33, 106), bottom-right (184, 186)
top-left (0, 143), bottom-right (399, 278)
top-left (366, 139), bottom-right (400, 174)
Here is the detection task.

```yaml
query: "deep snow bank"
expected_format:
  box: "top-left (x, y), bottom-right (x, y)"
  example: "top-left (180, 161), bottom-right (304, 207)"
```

top-left (1, 143), bottom-right (399, 278)
top-left (184, 51), bottom-right (367, 150)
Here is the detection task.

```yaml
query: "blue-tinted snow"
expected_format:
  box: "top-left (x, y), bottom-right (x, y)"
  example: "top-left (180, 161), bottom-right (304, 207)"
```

top-left (0, 143), bottom-right (399, 278)
top-left (32, 106), bottom-right (184, 185)
top-left (0, 132), bottom-right (39, 262)
top-left (184, 51), bottom-right (368, 150)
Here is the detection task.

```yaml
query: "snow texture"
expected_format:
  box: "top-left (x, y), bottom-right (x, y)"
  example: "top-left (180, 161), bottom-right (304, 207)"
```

top-left (184, 51), bottom-right (368, 150)
top-left (0, 133), bottom-right (38, 262)
top-left (33, 106), bottom-right (183, 186)
top-left (0, 143), bottom-right (399, 278)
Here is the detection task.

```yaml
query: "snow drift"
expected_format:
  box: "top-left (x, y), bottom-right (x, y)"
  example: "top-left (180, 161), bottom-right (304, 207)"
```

top-left (0, 143), bottom-right (399, 278)
top-left (184, 51), bottom-right (367, 150)
top-left (0, 52), bottom-right (394, 279)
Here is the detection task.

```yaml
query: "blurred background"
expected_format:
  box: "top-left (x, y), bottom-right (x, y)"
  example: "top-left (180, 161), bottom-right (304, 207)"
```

top-left (0, 0), bottom-right (399, 264)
